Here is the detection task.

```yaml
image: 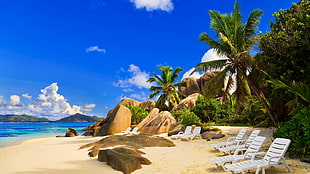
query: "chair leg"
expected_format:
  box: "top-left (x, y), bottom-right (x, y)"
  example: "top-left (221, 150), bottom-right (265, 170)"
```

top-left (255, 166), bottom-right (261, 174)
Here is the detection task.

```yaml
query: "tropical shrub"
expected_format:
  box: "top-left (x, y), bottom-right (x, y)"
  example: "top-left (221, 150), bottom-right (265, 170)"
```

top-left (172, 107), bottom-right (201, 127)
top-left (193, 96), bottom-right (222, 123)
top-left (239, 96), bottom-right (270, 126)
top-left (273, 109), bottom-right (310, 158)
top-left (126, 105), bottom-right (149, 125)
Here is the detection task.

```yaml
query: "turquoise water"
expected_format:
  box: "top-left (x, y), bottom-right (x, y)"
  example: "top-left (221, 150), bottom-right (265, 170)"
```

top-left (0, 122), bottom-right (93, 147)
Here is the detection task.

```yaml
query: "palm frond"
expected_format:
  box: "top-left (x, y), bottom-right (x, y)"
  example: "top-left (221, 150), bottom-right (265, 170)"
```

top-left (199, 33), bottom-right (222, 48)
top-left (243, 9), bottom-right (263, 42)
top-left (192, 59), bottom-right (226, 74)
top-left (171, 67), bottom-right (183, 83)
top-left (148, 90), bottom-right (161, 99)
top-left (203, 67), bottom-right (229, 99)
top-left (209, 10), bottom-right (228, 36)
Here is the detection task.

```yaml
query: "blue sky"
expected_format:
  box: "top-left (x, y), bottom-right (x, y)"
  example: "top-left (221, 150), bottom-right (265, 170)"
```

top-left (0, 0), bottom-right (297, 120)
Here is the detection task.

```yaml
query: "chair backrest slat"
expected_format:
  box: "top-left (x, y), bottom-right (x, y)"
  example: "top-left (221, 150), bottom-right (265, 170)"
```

top-left (263, 138), bottom-right (291, 163)
top-left (245, 136), bottom-right (266, 158)
top-left (235, 128), bottom-right (247, 140)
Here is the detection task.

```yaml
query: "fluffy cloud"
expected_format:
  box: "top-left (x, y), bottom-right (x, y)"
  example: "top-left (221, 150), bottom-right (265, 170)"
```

top-left (182, 49), bottom-right (228, 80)
top-left (130, 0), bottom-right (174, 12)
top-left (27, 83), bottom-right (95, 120)
top-left (130, 91), bottom-right (148, 101)
top-left (0, 95), bottom-right (24, 111)
top-left (86, 46), bottom-right (106, 53)
top-left (114, 64), bottom-right (153, 89)
top-left (22, 93), bottom-right (32, 99)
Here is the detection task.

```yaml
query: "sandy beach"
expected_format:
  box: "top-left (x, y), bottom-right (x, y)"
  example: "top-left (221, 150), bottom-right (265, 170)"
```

top-left (0, 126), bottom-right (309, 174)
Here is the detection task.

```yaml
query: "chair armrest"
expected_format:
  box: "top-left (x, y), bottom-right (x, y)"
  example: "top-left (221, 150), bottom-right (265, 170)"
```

top-left (251, 152), bottom-right (266, 160)
top-left (233, 148), bottom-right (247, 155)
top-left (226, 137), bottom-right (236, 142)
top-left (267, 155), bottom-right (286, 165)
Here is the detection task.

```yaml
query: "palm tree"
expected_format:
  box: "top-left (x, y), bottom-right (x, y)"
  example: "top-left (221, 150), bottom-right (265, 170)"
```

top-left (147, 66), bottom-right (186, 111)
top-left (192, 1), bottom-right (278, 125)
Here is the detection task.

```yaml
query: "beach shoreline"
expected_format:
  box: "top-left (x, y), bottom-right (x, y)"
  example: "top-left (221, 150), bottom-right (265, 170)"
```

top-left (0, 127), bottom-right (309, 174)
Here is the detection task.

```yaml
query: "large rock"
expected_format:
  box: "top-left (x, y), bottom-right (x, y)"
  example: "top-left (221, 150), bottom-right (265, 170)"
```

top-left (79, 134), bottom-right (175, 157)
top-left (198, 71), bottom-right (221, 92)
top-left (180, 77), bottom-right (200, 96)
top-left (82, 98), bottom-right (155, 136)
top-left (82, 104), bottom-right (131, 136)
top-left (65, 128), bottom-right (78, 137)
top-left (119, 98), bottom-right (140, 107)
top-left (139, 100), bottom-right (155, 112)
top-left (136, 108), bottom-right (159, 129)
top-left (171, 93), bottom-right (200, 112)
top-left (98, 146), bottom-right (151, 174)
top-left (137, 111), bottom-right (177, 135)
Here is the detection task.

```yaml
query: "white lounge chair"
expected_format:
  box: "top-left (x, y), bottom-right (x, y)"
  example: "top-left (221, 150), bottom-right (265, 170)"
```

top-left (181, 126), bottom-right (202, 141)
top-left (114, 127), bottom-right (132, 135)
top-left (210, 136), bottom-right (266, 167)
top-left (171, 126), bottom-right (192, 140)
top-left (223, 138), bottom-right (292, 174)
top-left (128, 127), bottom-right (139, 135)
top-left (219, 130), bottom-right (261, 154)
top-left (211, 128), bottom-right (247, 149)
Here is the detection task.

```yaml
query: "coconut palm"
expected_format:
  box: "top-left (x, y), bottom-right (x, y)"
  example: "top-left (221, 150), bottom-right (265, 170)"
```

top-left (192, 2), bottom-right (278, 125)
top-left (147, 66), bottom-right (186, 111)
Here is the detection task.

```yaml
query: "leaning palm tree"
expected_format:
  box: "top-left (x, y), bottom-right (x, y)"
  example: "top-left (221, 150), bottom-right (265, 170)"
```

top-left (147, 66), bottom-right (186, 111)
top-left (192, 1), bottom-right (277, 125)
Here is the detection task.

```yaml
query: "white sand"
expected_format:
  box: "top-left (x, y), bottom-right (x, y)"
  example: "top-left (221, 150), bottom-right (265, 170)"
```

top-left (0, 127), bottom-right (309, 174)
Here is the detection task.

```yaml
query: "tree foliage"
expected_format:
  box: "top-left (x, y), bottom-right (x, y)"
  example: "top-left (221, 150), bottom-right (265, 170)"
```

top-left (273, 109), bottom-right (310, 158)
top-left (258, 0), bottom-right (310, 84)
top-left (126, 105), bottom-right (149, 125)
top-left (147, 66), bottom-right (186, 111)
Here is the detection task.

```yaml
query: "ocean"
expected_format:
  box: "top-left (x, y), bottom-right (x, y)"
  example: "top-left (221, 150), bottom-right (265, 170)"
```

top-left (0, 122), bottom-right (93, 147)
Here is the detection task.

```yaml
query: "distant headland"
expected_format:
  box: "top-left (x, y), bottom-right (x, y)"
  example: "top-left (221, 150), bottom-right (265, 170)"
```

top-left (0, 113), bottom-right (103, 122)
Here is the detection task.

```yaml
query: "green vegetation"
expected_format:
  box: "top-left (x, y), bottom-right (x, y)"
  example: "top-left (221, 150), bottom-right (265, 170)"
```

top-left (171, 107), bottom-right (201, 127)
top-left (273, 109), bottom-right (310, 158)
top-left (192, 96), bottom-right (222, 123)
top-left (126, 105), bottom-right (149, 125)
top-left (258, 0), bottom-right (310, 84)
top-left (147, 66), bottom-right (186, 111)
top-left (191, 1), bottom-right (277, 125)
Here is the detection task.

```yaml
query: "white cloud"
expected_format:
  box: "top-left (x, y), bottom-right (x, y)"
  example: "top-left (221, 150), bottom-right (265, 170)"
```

top-left (182, 68), bottom-right (204, 80)
top-left (86, 46), bottom-right (106, 53)
top-left (22, 93), bottom-right (32, 99)
top-left (182, 49), bottom-right (228, 80)
top-left (130, 91), bottom-right (148, 101)
top-left (130, 0), bottom-right (174, 12)
top-left (28, 83), bottom-right (95, 120)
top-left (81, 103), bottom-right (96, 112)
top-left (0, 95), bottom-right (24, 111)
top-left (201, 48), bottom-right (228, 63)
top-left (114, 64), bottom-right (153, 89)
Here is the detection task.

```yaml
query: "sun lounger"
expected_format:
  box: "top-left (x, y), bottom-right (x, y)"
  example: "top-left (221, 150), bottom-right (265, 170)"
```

top-left (223, 138), bottom-right (292, 174)
top-left (218, 129), bottom-right (261, 154)
top-left (171, 126), bottom-right (192, 140)
top-left (181, 126), bottom-right (202, 141)
top-left (211, 128), bottom-right (247, 149)
top-left (210, 136), bottom-right (266, 167)
top-left (115, 127), bottom-right (132, 135)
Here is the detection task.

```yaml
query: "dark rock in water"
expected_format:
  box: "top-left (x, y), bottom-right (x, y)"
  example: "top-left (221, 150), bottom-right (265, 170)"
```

top-left (79, 134), bottom-right (175, 157)
top-left (98, 146), bottom-right (151, 174)
top-left (65, 128), bottom-right (78, 137)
